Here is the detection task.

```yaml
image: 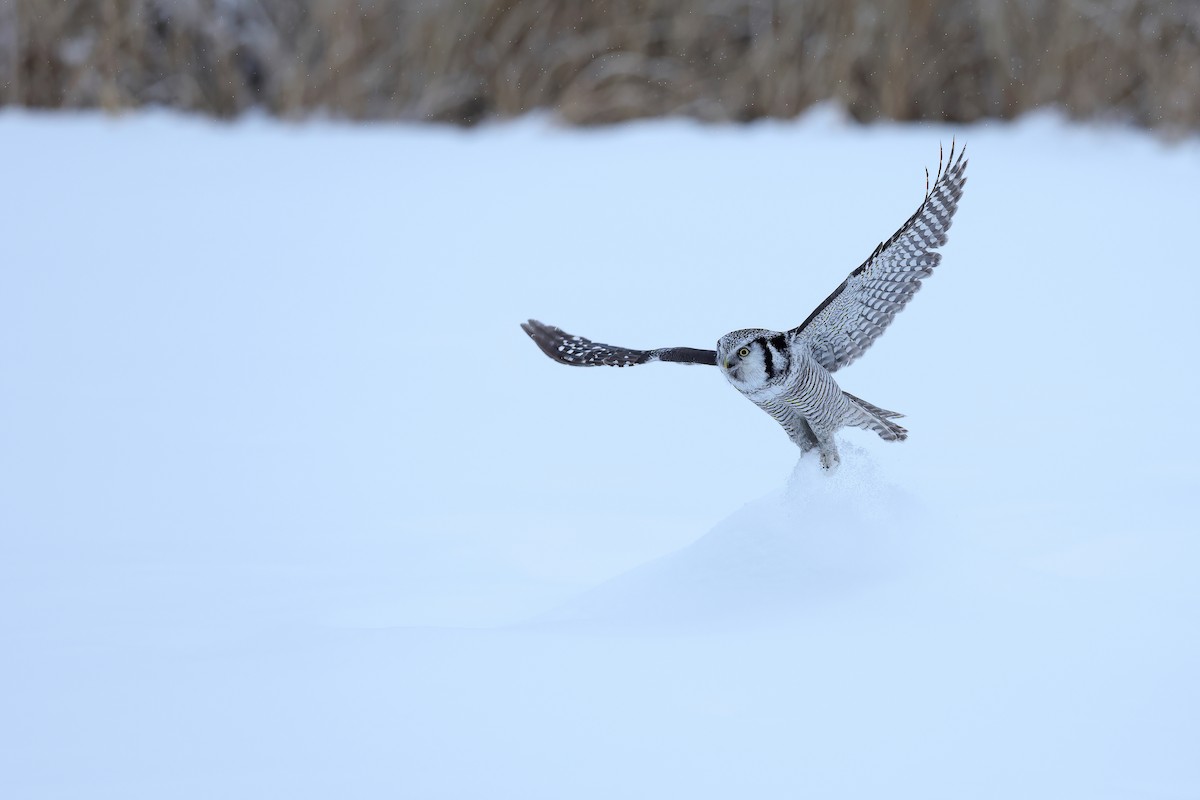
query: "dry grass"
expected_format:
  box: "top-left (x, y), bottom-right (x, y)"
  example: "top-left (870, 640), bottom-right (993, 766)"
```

top-left (2, 0), bottom-right (1198, 130)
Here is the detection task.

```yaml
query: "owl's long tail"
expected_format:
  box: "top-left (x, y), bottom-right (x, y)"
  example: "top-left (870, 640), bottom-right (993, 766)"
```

top-left (843, 392), bottom-right (908, 442)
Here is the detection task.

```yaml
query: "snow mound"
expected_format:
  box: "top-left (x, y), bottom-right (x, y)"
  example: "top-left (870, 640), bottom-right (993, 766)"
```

top-left (543, 444), bottom-right (924, 627)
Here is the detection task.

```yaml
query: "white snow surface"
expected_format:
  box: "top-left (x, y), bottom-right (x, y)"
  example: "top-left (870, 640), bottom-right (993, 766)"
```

top-left (2, 107), bottom-right (1199, 798)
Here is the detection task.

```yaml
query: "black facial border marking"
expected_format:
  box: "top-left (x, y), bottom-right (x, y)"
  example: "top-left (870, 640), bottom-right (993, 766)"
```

top-left (759, 337), bottom-right (775, 379)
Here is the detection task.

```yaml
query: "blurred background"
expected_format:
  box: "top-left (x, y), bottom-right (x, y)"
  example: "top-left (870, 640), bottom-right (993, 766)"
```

top-left (2, 0), bottom-right (1198, 130)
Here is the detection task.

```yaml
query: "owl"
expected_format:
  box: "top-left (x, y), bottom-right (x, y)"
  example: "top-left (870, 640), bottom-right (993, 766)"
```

top-left (522, 144), bottom-right (967, 469)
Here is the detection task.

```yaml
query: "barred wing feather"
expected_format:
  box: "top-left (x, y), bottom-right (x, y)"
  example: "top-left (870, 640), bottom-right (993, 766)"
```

top-left (793, 144), bottom-right (968, 373)
top-left (521, 319), bottom-right (717, 367)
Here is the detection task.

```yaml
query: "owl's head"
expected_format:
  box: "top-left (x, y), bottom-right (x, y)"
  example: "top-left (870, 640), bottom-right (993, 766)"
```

top-left (716, 328), bottom-right (787, 390)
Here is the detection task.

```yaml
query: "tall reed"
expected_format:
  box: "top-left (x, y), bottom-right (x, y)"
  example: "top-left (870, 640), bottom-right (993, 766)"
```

top-left (2, 0), bottom-right (1197, 130)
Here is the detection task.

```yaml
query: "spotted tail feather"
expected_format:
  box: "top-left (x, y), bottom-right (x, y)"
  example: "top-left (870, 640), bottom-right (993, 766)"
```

top-left (843, 392), bottom-right (908, 441)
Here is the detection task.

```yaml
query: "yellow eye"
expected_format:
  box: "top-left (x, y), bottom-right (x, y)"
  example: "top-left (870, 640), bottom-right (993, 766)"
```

top-left (738, 347), bottom-right (750, 358)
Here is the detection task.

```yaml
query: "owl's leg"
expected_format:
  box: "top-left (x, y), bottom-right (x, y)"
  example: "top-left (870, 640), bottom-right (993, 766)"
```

top-left (789, 418), bottom-right (819, 453)
top-left (813, 430), bottom-right (841, 470)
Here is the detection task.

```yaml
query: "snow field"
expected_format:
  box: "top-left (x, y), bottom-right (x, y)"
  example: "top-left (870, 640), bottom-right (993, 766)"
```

top-left (1, 107), bottom-right (1198, 798)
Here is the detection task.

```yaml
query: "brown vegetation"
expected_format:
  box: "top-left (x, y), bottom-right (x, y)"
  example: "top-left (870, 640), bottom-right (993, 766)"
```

top-left (1, 0), bottom-right (1198, 130)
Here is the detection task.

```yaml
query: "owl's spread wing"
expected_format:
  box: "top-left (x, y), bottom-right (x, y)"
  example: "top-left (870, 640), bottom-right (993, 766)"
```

top-left (792, 143), bottom-right (968, 373)
top-left (521, 320), bottom-right (716, 367)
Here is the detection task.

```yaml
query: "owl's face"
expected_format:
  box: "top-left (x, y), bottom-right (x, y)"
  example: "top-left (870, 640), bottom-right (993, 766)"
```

top-left (716, 328), bottom-right (781, 390)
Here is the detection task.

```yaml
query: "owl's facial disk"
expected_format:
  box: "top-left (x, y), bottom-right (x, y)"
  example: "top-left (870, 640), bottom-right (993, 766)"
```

top-left (718, 334), bottom-right (765, 387)
top-left (723, 342), bottom-right (751, 375)
top-left (717, 328), bottom-right (784, 390)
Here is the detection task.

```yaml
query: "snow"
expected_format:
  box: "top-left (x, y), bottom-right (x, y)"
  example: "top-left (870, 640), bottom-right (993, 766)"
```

top-left (2, 106), bottom-right (1198, 798)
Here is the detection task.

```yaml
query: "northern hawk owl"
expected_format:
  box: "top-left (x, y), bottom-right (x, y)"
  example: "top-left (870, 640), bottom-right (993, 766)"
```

top-left (522, 144), bottom-right (968, 469)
